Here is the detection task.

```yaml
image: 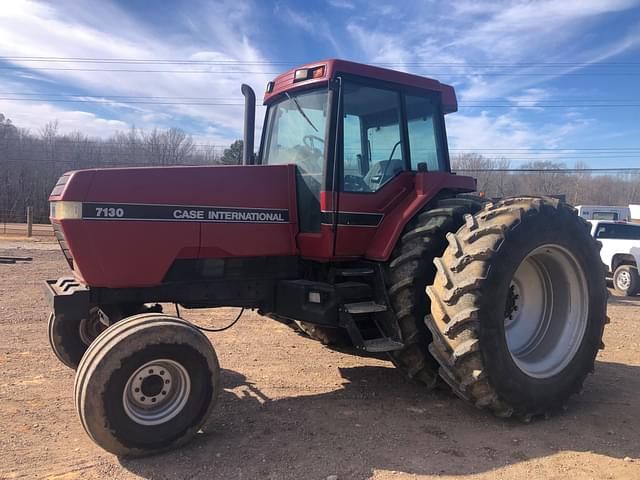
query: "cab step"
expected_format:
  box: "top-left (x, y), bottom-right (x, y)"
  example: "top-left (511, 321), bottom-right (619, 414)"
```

top-left (344, 301), bottom-right (387, 315)
top-left (363, 338), bottom-right (404, 352)
top-left (331, 267), bottom-right (375, 278)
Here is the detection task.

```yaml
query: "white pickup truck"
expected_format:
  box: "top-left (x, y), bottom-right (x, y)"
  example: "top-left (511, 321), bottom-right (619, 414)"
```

top-left (589, 220), bottom-right (640, 296)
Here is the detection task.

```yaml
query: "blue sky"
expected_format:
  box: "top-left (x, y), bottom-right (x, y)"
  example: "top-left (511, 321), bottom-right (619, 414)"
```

top-left (1, 0), bottom-right (639, 167)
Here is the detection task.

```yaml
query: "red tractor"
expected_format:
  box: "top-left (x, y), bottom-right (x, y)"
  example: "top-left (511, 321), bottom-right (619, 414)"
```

top-left (45, 59), bottom-right (607, 457)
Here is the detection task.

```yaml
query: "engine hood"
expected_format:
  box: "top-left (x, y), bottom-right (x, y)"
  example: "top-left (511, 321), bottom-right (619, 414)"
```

top-left (49, 164), bottom-right (300, 288)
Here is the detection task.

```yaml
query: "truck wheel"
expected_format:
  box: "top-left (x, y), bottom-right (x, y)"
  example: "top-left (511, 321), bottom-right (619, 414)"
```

top-left (48, 308), bottom-right (106, 369)
top-left (613, 264), bottom-right (639, 296)
top-left (74, 314), bottom-right (220, 457)
top-left (426, 197), bottom-right (607, 418)
top-left (387, 195), bottom-right (484, 387)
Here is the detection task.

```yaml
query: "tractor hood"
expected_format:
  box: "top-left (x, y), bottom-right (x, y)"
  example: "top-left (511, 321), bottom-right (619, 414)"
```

top-left (49, 164), bottom-right (300, 288)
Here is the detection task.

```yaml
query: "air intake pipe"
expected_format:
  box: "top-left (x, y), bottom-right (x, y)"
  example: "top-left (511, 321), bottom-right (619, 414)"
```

top-left (241, 84), bottom-right (256, 165)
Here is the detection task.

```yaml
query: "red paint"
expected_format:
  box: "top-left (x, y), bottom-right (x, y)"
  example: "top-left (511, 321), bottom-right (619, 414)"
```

top-left (52, 164), bottom-right (300, 287)
top-left (334, 172), bottom-right (475, 260)
top-left (264, 59), bottom-right (458, 113)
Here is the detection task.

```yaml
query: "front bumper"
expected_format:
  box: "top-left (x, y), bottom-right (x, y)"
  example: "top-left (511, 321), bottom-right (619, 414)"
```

top-left (44, 277), bottom-right (90, 318)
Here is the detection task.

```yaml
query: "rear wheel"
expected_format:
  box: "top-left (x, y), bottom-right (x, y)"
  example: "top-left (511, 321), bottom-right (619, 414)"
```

top-left (74, 313), bottom-right (220, 457)
top-left (386, 195), bottom-right (484, 387)
top-left (613, 264), bottom-right (639, 296)
top-left (425, 197), bottom-right (607, 418)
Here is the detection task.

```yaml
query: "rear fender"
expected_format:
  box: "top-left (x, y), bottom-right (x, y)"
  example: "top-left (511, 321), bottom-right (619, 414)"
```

top-left (366, 172), bottom-right (475, 260)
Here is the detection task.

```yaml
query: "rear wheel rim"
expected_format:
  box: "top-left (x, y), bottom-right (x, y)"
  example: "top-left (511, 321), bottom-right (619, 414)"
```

top-left (122, 359), bottom-right (191, 426)
top-left (504, 244), bottom-right (588, 379)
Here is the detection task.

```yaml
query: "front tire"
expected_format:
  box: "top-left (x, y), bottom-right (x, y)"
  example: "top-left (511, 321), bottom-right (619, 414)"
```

top-left (74, 314), bottom-right (220, 457)
top-left (613, 264), bottom-right (639, 296)
top-left (425, 197), bottom-right (607, 418)
top-left (48, 308), bottom-right (106, 369)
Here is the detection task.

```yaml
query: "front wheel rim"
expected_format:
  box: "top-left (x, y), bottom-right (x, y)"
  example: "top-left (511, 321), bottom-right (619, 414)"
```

top-left (122, 359), bottom-right (191, 426)
top-left (504, 244), bottom-right (588, 379)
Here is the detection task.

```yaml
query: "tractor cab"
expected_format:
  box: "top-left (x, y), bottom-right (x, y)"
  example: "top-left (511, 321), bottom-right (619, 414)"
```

top-left (252, 59), bottom-right (472, 261)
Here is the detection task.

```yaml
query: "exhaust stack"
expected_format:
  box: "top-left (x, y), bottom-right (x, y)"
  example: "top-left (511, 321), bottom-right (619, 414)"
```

top-left (241, 84), bottom-right (256, 165)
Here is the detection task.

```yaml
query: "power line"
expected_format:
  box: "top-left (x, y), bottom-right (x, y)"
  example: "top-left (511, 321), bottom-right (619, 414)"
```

top-left (1, 134), bottom-right (640, 154)
top-left (3, 56), bottom-right (640, 67)
top-left (0, 97), bottom-right (245, 106)
top-left (454, 168), bottom-right (640, 173)
top-left (3, 96), bottom-right (640, 109)
top-left (1, 65), bottom-right (640, 76)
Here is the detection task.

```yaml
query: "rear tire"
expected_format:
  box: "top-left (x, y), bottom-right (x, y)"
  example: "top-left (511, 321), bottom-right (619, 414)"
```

top-left (425, 197), bottom-right (607, 418)
top-left (613, 264), bottom-right (639, 296)
top-left (74, 313), bottom-right (220, 457)
top-left (386, 195), bottom-right (484, 387)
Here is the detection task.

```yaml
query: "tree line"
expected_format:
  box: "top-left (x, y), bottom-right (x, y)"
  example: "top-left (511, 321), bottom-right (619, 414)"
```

top-left (1, 113), bottom-right (638, 224)
top-left (452, 154), bottom-right (640, 206)
top-left (0, 114), bottom-right (242, 222)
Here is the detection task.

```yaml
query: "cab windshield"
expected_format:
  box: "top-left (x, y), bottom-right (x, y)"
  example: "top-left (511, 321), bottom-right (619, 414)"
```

top-left (262, 88), bottom-right (329, 232)
top-left (262, 88), bottom-right (329, 177)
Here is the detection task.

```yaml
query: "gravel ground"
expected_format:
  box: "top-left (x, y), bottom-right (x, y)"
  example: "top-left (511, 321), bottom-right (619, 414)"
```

top-left (0, 238), bottom-right (638, 480)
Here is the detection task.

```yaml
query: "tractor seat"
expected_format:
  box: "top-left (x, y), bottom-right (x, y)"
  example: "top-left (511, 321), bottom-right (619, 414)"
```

top-left (363, 159), bottom-right (404, 190)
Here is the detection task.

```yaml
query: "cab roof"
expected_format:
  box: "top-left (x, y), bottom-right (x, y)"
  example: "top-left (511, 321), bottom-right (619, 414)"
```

top-left (263, 59), bottom-right (458, 113)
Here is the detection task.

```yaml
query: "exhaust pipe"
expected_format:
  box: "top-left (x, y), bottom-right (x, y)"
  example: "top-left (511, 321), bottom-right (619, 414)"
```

top-left (241, 84), bottom-right (256, 165)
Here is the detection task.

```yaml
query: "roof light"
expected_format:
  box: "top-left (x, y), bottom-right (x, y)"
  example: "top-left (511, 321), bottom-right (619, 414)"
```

top-left (294, 69), bottom-right (308, 82)
top-left (311, 66), bottom-right (325, 78)
top-left (266, 81), bottom-right (274, 93)
top-left (293, 65), bottom-right (326, 83)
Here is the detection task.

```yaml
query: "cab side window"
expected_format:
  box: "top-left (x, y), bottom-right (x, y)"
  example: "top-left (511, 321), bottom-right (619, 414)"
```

top-left (405, 94), bottom-right (445, 172)
top-left (342, 82), bottom-right (404, 192)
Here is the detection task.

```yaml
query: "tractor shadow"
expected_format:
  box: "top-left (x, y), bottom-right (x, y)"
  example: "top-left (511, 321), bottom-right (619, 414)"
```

top-left (120, 360), bottom-right (640, 479)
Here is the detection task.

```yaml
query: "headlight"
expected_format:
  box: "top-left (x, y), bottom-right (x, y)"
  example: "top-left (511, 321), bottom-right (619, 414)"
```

top-left (50, 201), bottom-right (82, 220)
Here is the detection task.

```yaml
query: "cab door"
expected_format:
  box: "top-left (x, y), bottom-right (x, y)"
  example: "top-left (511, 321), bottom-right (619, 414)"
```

top-left (333, 79), bottom-right (449, 259)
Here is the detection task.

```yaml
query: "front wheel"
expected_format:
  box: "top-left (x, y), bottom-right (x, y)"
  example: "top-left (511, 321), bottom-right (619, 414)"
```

top-left (48, 308), bottom-right (106, 369)
top-left (74, 314), bottom-right (220, 457)
top-left (613, 264), bottom-right (639, 296)
top-left (425, 197), bottom-right (607, 418)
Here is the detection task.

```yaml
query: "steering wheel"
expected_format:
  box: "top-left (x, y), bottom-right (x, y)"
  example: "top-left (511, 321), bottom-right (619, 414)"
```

top-left (303, 135), bottom-right (324, 149)
top-left (344, 174), bottom-right (370, 192)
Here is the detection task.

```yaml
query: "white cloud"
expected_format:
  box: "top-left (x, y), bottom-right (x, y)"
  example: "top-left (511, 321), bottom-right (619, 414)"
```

top-left (0, 99), bottom-right (128, 136)
top-left (327, 0), bottom-right (355, 9)
top-left (346, 23), bottom-right (413, 68)
top-left (277, 5), bottom-right (345, 57)
top-left (344, 0), bottom-right (640, 154)
top-left (0, 0), bottom-right (271, 143)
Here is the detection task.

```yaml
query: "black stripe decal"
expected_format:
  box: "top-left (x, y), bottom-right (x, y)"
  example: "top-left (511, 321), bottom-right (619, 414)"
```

top-left (82, 202), bottom-right (290, 223)
top-left (320, 211), bottom-right (384, 227)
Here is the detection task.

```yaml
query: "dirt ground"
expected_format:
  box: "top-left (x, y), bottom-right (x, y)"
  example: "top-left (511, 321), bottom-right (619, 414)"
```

top-left (1, 238), bottom-right (639, 480)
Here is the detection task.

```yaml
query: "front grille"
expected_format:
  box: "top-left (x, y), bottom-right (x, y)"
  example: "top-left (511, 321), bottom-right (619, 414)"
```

top-left (52, 222), bottom-right (74, 270)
